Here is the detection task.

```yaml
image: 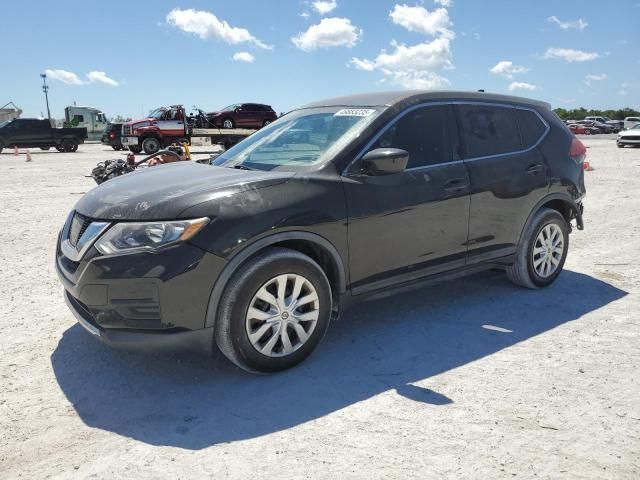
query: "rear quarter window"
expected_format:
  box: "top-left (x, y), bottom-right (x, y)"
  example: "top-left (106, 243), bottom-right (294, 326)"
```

top-left (516, 109), bottom-right (547, 148)
top-left (458, 105), bottom-right (521, 158)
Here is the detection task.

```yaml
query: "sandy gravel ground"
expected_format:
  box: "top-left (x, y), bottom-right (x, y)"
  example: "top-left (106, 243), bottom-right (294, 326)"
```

top-left (0, 139), bottom-right (639, 479)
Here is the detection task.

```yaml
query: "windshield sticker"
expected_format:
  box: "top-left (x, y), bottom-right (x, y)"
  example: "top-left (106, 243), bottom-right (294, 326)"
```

top-left (334, 109), bottom-right (376, 117)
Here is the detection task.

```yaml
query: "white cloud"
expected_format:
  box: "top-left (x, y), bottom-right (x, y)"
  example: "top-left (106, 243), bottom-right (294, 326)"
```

top-left (542, 48), bottom-right (599, 62)
top-left (44, 69), bottom-right (84, 85)
top-left (45, 69), bottom-right (119, 86)
top-left (618, 90), bottom-right (628, 96)
top-left (350, 3), bottom-right (455, 90)
top-left (434, 0), bottom-right (453, 6)
top-left (351, 37), bottom-right (453, 89)
top-left (86, 71), bottom-right (119, 86)
top-left (489, 61), bottom-right (528, 79)
top-left (233, 52), bottom-right (255, 63)
top-left (548, 16), bottom-right (588, 31)
top-left (509, 82), bottom-right (537, 92)
top-left (292, 17), bottom-right (361, 51)
top-left (585, 73), bottom-right (607, 81)
top-left (389, 4), bottom-right (454, 39)
top-left (312, 1), bottom-right (337, 15)
top-left (166, 8), bottom-right (271, 49)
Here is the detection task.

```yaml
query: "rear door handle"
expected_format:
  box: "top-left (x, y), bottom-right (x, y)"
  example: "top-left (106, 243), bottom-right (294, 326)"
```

top-left (526, 164), bottom-right (544, 175)
top-left (444, 178), bottom-right (470, 193)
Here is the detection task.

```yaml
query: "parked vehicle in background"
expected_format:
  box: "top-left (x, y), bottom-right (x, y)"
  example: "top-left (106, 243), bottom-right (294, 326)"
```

top-left (585, 116), bottom-right (611, 124)
top-left (624, 117), bottom-right (640, 130)
top-left (575, 120), bottom-right (615, 134)
top-left (57, 90), bottom-right (586, 373)
top-left (65, 106), bottom-right (108, 141)
top-left (121, 105), bottom-right (257, 154)
top-left (617, 123), bottom-right (640, 147)
top-left (101, 123), bottom-right (126, 150)
top-left (208, 103), bottom-right (277, 129)
top-left (606, 120), bottom-right (624, 133)
top-left (0, 118), bottom-right (87, 153)
top-left (569, 123), bottom-right (598, 135)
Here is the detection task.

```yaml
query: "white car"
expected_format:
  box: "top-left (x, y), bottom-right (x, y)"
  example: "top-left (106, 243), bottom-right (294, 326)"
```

top-left (624, 117), bottom-right (640, 130)
top-left (617, 123), bottom-right (640, 148)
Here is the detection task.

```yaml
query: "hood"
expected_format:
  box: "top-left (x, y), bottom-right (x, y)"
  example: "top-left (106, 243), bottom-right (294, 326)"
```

top-left (75, 162), bottom-right (293, 220)
top-left (619, 129), bottom-right (640, 138)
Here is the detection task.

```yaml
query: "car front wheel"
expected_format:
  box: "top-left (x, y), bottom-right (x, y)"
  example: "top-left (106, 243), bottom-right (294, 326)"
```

top-left (507, 208), bottom-right (569, 289)
top-left (215, 247), bottom-right (332, 373)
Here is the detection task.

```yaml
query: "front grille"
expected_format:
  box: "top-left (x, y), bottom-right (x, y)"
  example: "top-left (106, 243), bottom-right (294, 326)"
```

top-left (622, 136), bottom-right (640, 141)
top-left (122, 124), bottom-right (131, 135)
top-left (69, 213), bottom-right (92, 247)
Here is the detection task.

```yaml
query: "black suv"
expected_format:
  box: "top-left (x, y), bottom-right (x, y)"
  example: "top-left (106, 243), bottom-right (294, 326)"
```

top-left (208, 103), bottom-right (278, 129)
top-left (56, 91), bottom-right (586, 373)
top-left (101, 123), bottom-right (125, 150)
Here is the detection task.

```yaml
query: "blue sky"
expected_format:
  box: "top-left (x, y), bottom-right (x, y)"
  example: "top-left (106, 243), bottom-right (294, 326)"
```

top-left (2, 0), bottom-right (638, 119)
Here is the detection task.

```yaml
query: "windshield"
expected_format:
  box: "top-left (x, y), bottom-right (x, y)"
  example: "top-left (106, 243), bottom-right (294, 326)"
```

top-left (212, 107), bottom-right (382, 171)
top-left (148, 108), bottom-right (166, 120)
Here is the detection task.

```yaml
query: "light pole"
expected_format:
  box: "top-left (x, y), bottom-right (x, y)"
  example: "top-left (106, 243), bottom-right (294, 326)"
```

top-left (40, 73), bottom-right (51, 121)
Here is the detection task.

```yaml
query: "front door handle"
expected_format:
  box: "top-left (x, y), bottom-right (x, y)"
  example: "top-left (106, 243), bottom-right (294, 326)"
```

top-left (526, 164), bottom-right (544, 175)
top-left (444, 178), bottom-right (470, 193)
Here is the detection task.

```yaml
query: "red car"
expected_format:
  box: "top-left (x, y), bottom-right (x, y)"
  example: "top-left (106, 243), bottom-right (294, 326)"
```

top-left (207, 103), bottom-right (278, 129)
top-left (568, 123), bottom-right (597, 135)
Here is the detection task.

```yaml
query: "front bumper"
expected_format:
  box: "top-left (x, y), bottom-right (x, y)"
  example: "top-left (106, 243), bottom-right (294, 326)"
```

top-left (65, 290), bottom-right (214, 352)
top-left (56, 230), bottom-right (227, 352)
top-left (618, 137), bottom-right (640, 145)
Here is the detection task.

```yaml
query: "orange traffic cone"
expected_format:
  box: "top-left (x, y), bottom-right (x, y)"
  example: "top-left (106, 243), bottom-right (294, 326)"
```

top-left (13, 145), bottom-right (18, 156)
top-left (25, 150), bottom-right (32, 162)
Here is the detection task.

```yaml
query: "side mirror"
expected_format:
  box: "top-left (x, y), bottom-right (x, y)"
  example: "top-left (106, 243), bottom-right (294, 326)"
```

top-left (361, 148), bottom-right (408, 176)
top-left (235, 108), bottom-right (242, 113)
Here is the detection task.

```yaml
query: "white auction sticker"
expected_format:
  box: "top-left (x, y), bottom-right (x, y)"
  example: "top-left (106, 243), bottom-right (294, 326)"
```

top-left (334, 109), bottom-right (376, 117)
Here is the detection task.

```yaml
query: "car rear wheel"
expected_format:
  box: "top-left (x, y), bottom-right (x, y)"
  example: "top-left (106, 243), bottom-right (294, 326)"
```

top-left (142, 137), bottom-right (161, 155)
top-left (40, 146), bottom-right (51, 151)
top-left (222, 118), bottom-right (234, 129)
top-left (507, 208), bottom-right (569, 289)
top-left (215, 247), bottom-right (332, 373)
top-left (263, 120), bottom-right (272, 127)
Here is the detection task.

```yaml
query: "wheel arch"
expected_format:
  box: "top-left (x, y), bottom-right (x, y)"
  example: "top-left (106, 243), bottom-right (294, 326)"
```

top-left (204, 231), bottom-right (347, 328)
top-left (518, 193), bottom-right (583, 245)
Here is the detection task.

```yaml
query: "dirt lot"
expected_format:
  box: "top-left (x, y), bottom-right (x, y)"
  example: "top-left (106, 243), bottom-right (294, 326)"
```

top-left (1, 139), bottom-right (639, 479)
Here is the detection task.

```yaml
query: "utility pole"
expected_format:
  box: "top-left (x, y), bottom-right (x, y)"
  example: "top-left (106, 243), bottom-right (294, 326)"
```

top-left (40, 73), bottom-right (51, 121)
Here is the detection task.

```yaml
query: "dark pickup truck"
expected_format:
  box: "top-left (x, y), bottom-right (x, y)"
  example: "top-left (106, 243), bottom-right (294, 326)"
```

top-left (0, 118), bottom-right (87, 153)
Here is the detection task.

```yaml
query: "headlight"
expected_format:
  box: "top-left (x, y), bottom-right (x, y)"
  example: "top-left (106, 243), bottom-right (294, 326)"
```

top-left (94, 218), bottom-right (209, 255)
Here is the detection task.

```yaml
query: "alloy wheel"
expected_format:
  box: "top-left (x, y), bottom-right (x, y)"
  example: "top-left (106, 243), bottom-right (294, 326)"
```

top-left (532, 224), bottom-right (564, 278)
top-left (245, 274), bottom-right (320, 357)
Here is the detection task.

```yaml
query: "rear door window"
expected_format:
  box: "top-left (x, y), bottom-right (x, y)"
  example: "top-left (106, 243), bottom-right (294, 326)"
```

top-left (516, 109), bottom-right (547, 148)
top-left (457, 105), bottom-right (522, 158)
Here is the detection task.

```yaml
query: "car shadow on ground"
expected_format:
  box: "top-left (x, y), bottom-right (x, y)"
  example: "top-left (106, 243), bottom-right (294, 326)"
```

top-left (51, 269), bottom-right (626, 450)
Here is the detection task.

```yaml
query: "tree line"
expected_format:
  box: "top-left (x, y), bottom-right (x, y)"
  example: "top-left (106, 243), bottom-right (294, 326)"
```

top-left (553, 107), bottom-right (640, 121)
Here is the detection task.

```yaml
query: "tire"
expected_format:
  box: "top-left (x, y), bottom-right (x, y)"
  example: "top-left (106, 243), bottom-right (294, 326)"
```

top-left (142, 137), bottom-right (161, 155)
top-left (507, 208), bottom-right (569, 289)
top-left (112, 146), bottom-right (120, 151)
top-left (55, 144), bottom-right (64, 152)
top-left (128, 145), bottom-right (142, 154)
top-left (263, 120), bottom-right (272, 128)
top-left (40, 146), bottom-right (51, 151)
top-left (62, 139), bottom-right (78, 152)
top-left (617, 142), bottom-right (624, 148)
top-left (222, 118), bottom-right (234, 129)
top-left (215, 247), bottom-right (333, 373)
